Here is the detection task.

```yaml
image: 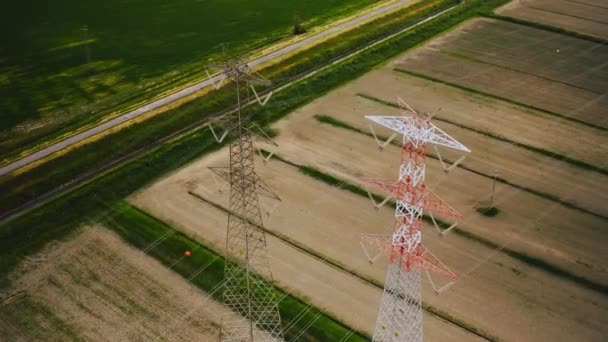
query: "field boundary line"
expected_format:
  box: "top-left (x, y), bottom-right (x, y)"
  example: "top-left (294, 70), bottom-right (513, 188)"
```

top-left (314, 114), bottom-right (608, 221)
top-left (565, 0), bottom-right (608, 10)
top-left (359, 89), bottom-right (608, 176)
top-left (440, 49), bottom-right (604, 95)
top-left (263, 151), bottom-right (608, 296)
top-left (526, 5), bottom-right (608, 25)
top-left (186, 191), bottom-right (497, 341)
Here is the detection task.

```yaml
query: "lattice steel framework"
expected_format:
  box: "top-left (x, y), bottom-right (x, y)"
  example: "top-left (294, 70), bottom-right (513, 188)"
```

top-left (361, 98), bottom-right (470, 342)
top-left (207, 60), bottom-right (283, 342)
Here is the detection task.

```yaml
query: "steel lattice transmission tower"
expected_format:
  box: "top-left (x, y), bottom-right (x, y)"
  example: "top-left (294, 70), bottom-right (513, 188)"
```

top-left (360, 98), bottom-right (470, 341)
top-left (206, 59), bottom-right (284, 342)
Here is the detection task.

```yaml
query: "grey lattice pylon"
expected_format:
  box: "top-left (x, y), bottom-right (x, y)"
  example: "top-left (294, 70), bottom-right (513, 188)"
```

top-left (206, 58), bottom-right (283, 342)
top-left (374, 263), bottom-right (422, 342)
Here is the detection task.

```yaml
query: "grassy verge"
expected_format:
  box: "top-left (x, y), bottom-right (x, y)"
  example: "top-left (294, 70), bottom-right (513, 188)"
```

top-left (314, 114), bottom-right (608, 221)
top-left (102, 201), bottom-right (370, 342)
top-left (262, 0), bottom-right (460, 81)
top-left (359, 89), bottom-right (608, 176)
top-left (1, 67), bottom-right (210, 165)
top-left (263, 151), bottom-right (608, 296)
top-left (1, 0), bottom-right (511, 289)
top-left (189, 190), bottom-right (497, 341)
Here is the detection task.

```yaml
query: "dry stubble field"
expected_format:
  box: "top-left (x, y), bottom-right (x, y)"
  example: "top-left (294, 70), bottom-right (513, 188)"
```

top-left (131, 124), bottom-right (608, 341)
top-left (498, 0), bottom-right (608, 39)
top-left (0, 227), bottom-right (230, 341)
top-left (131, 11), bottom-right (608, 341)
top-left (130, 149), bottom-right (482, 341)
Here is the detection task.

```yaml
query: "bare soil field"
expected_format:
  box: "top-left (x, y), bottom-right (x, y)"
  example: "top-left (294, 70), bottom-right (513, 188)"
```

top-left (395, 18), bottom-right (608, 127)
top-left (131, 145), bottom-right (608, 341)
top-left (129, 153), bottom-right (483, 341)
top-left (498, 0), bottom-right (608, 38)
top-left (0, 227), bottom-right (228, 341)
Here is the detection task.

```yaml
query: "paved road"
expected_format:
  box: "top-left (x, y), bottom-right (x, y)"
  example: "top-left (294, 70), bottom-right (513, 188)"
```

top-left (0, 0), bottom-right (414, 177)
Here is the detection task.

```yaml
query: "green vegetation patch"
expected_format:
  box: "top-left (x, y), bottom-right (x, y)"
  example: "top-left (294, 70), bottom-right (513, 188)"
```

top-left (476, 206), bottom-right (499, 217)
top-left (103, 202), bottom-right (370, 342)
top-left (0, 0), bottom-right (381, 159)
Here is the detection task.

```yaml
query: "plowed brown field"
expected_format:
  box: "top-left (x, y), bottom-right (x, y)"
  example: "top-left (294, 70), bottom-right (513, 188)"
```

top-left (498, 0), bottom-right (608, 39)
top-left (0, 227), bottom-right (228, 341)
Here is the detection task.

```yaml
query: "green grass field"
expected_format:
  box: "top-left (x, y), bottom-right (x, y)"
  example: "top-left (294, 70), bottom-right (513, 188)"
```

top-left (0, 0), bottom-right (380, 159)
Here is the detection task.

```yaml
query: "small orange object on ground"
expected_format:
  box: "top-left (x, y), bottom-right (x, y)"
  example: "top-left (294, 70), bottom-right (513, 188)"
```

top-left (184, 251), bottom-right (191, 257)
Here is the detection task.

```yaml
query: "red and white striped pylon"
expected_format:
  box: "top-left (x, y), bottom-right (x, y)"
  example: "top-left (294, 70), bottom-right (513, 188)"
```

top-left (361, 97), bottom-right (470, 342)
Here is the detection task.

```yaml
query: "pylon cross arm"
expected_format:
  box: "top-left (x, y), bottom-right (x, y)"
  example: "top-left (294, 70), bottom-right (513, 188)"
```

top-left (360, 178), bottom-right (463, 220)
top-left (365, 115), bottom-right (471, 152)
top-left (424, 190), bottom-right (463, 220)
top-left (412, 245), bottom-right (457, 280)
